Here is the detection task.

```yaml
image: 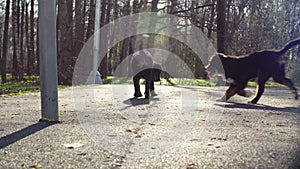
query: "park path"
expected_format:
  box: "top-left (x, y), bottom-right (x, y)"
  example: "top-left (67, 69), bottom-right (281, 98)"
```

top-left (0, 85), bottom-right (299, 168)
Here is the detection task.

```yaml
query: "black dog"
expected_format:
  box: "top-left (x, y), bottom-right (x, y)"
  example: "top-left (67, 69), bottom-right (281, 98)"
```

top-left (132, 50), bottom-right (161, 99)
top-left (206, 38), bottom-right (300, 104)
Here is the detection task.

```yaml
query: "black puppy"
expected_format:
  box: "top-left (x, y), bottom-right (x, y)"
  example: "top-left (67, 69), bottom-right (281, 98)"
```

top-left (132, 50), bottom-right (161, 99)
top-left (206, 38), bottom-right (300, 104)
top-left (133, 66), bottom-right (161, 99)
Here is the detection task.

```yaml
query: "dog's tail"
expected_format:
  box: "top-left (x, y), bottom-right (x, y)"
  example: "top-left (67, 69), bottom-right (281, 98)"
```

top-left (278, 37), bottom-right (300, 56)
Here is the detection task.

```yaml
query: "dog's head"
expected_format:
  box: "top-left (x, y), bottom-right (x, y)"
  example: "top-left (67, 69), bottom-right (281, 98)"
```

top-left (205, 53), bottom-right (224, 78)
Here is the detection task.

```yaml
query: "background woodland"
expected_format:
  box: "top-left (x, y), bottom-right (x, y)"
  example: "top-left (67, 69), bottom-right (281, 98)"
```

top-left (0, 0), bottom-right (299, 85)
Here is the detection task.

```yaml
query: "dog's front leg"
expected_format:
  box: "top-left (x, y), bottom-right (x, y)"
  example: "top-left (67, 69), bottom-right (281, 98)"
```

top-left (249, 79), bottom-right (267, 104)
top-left (133, 75), bottom-right (142, 97)
top-left (219, 85), bottom-right (237, 102)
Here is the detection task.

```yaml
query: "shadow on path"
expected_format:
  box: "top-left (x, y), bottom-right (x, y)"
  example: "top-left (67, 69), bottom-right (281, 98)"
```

top-left (120, 97), bottom-right (160, 111)
top-left (215, 102), bottom-right (300, 114)
top-left (0, 121), bottom-right (56, 149)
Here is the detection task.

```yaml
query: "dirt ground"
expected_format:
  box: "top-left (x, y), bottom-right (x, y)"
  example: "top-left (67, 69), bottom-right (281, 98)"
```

top-left (0, 84), bottom-right (299, 168)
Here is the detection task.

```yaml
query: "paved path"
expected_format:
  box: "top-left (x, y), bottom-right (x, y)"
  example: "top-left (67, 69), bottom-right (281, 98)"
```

top-left (0, 85), bottom-right (299, 168)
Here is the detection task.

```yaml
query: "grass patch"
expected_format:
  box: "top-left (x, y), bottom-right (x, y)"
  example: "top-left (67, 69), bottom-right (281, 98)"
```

top-left (103, 76), bottom-right (132, 84)
top-left (0, 75), bottom-right (40, 95)
top-left (247, 80), bottom-right (285, 88)
top-left (0, 83), bottom-right (39, 95)
top-left (1, 74), bottom-right (294, 96)
top-left (103, 76), bottom-right (286, 88)
top-left (0, 74), bottom-right (70, 96)
top-left (103, 76), bottom-right (215, 86)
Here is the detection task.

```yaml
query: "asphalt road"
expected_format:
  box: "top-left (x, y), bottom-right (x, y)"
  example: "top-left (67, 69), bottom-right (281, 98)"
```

top-left (0, 84), bottom-right (299, 168)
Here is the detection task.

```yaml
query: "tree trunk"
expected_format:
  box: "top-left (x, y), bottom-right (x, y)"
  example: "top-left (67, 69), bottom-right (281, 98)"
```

top-left (147, 0), bottom-right (158, 49)
top-left (109, 0), bottom-right (119, 74)
top-left (29, 0), bottom-right (35, 75)
top-left (0, 20), bottom-right (2, 80)
top-left (86, 0), bottom-right (95, 40)
top-left (35, 16), bottom-right (39, 75)
top-left (217, 0), bottom-right (227, 53)
top-left (208, 0), bottom-right (216, 39)
top-left (57, 0), bottom-right (74, 85)
top-left (19, 0), bottom-right (25, 79)
top-left (74, 0), bottom-right (86, 58)
top-left (100, 0), bottom-right (113, 78)
top-left (25, 2), bottom-right (31, 75)
top-left (119, 1), bottom-right (131, 64)
top-left (12, 0), bottom-right (20, 80)
top-left (1, 0), bottom-right (10, 83)
top-left (129, 0), bottom-right (139, 53)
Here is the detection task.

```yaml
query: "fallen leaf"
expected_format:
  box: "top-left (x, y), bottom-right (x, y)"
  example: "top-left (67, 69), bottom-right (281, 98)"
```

top-left (126, 129), bottom-right (132, 133)
top-left (190, 138), bottom-right (200, 142)
top-left (63, 143), bottom-right (84, 149)
top-left (276, 124), bottom-right (287, 127)
top-left (77, 153), bottom-right (87, 156)
top-left (31, 165), bottom-right (43, 169)
top-left (267, 112), bottom-right (282, 116)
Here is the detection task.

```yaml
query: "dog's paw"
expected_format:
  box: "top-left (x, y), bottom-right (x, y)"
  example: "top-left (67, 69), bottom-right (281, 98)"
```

top-left (216, 96), bottom-right (227, 102)
top-left (150, 90), bottom-right (158, 96)
top-left (134, 93), bottom-right (143, 97)
top-left (248, 100), bottom-right (257, 104)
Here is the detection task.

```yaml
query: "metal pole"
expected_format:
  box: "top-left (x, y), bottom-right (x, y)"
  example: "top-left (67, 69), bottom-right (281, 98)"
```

top-left (38, 0), bottom-right (59, 122)
top-left (87, 0), bottom-right (102, 84)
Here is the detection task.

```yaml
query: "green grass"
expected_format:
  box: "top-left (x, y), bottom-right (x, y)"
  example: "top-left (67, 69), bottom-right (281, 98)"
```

top-left (0, 75), bottom-right (40, 95)
top-left (103, 76), bottom-right (287, 88)
top-left (1, 74), bottom-right (296, 96)
top-left (0, 74), bottom-right (69, 96)
top-left (247, 81), bottom-right (285, 88)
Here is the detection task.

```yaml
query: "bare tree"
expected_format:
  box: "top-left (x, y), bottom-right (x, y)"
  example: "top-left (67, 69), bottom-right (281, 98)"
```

top-left (86, 0), bottom-right (95, 40)
top-left (19, 0), bottom-right (25, 79)
top-left (217, 0), bottom-right (227, 53)
top-left (146, 0), bottom-right (158, 49)
top-left (119, 0), bottom-right (131, 64)
top-left (12, 0), bottom-right (20, 80)
top-left (74, 0), bottom-right (86, 58)
top-left (28, 0), bottom-right (35, 75)
top-left (1, 0), bottom-right (10, 83)
top-left (57, 0), bottom-right (74, 85)
top-left (25, 2), bottom-right (30, 75)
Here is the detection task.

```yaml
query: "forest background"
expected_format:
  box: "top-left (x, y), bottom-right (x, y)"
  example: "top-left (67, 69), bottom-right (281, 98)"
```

top-left (0, 0), bottom-right (299, 87)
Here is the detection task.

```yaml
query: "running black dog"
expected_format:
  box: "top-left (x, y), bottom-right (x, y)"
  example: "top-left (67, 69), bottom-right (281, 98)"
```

top-left (206, 38), bottom-right (300, 104)
top-left (132, 50), bottom-right (161, 99)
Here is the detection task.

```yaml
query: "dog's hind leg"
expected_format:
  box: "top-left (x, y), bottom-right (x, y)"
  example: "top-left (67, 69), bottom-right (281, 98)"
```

top-left (144, 80), bottom-right (151, 99)
top-left (273, 77), bottom-right (298, 100)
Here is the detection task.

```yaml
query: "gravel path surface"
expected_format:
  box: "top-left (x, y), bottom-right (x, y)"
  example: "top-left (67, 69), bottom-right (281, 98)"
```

top-left (0, 84), bottom-right (299, 168)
